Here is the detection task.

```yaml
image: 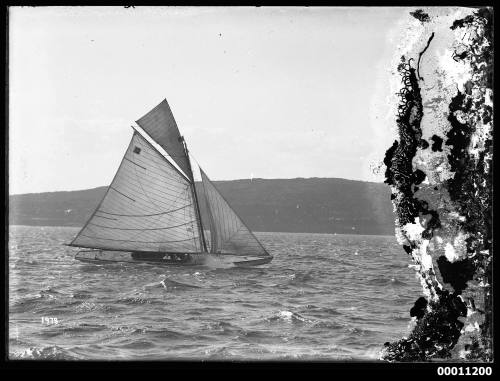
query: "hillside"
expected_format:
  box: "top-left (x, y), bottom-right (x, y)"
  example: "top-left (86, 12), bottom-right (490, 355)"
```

top-left (9, 178), bottom-right (396, 235)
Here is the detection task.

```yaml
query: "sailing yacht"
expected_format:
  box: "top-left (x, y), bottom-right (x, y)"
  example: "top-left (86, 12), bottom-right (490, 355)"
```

top-left (68, 99), bottom-right (273, 267)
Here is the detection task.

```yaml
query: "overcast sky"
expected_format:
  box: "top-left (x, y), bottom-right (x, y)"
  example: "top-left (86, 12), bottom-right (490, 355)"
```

top-left (9, 6), bottom-right (410, 195)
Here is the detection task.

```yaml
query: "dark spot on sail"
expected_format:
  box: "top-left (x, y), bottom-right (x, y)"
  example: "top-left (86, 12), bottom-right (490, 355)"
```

top-left (133, 146), bottom-right (141, 154)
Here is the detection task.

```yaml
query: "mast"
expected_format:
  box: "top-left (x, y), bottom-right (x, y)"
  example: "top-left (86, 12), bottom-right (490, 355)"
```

top-left (182, 138), bottom-right (208, 253)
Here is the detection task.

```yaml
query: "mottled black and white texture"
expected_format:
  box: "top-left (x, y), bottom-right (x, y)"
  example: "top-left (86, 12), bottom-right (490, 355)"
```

top-left (381, 7), bottom-right (492, 362)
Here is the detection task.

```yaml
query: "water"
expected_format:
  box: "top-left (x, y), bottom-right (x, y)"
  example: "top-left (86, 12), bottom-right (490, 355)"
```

top-left (8, 225), bottom-right (422, 360)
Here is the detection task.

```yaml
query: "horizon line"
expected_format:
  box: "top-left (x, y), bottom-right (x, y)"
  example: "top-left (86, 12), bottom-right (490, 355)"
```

top-left (9, 175), bottom-right (387, 196)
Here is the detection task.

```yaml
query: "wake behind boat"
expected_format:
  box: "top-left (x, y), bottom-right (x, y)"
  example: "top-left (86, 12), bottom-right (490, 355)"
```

top-left (67, 99), bottom-right (273, 267)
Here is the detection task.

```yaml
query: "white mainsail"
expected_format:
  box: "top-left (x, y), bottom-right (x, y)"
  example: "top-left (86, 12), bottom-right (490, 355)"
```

top-left (200, 168), bottom-right (270, 258)
top-left (70, 131), bottom-right (203, 253)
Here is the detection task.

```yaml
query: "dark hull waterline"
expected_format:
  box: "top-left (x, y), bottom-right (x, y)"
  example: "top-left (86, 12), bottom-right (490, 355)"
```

top-left (75, 250), bottom-right (273, 267)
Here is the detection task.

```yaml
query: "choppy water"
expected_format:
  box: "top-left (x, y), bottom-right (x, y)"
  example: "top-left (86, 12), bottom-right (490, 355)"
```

top-left (9, 225), bottom-right (422, 360)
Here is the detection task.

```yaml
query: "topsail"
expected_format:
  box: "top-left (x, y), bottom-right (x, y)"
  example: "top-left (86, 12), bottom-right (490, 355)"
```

top-left (135, 99), bottom-right (192, 178)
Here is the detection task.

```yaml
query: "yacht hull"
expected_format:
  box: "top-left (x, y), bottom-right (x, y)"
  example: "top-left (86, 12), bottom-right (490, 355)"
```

top-left (75, 250), bottom-right (272, 267)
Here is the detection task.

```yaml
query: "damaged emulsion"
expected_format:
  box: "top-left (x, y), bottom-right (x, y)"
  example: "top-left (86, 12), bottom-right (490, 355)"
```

top-left (445, 7), bottom-right (493, 359)
top-left (410, 9), bottom-right (431, 23)
top-left (382, 8), bottom-right (492, 362)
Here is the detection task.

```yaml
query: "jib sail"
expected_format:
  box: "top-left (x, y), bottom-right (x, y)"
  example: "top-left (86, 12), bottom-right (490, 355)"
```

top-left (200, 168), bottom-right (270, 258)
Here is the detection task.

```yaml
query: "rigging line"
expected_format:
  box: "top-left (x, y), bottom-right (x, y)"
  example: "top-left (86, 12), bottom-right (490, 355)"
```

top-left (88, 220), bottom-right (197, 231)
top-left (183, 142), bottom-right (207, 252)
top-left (179, 187), bottom-right (200, 250)
top-left (96, 203), bottom-right (193, 217)
top-left (200, 171), bottom-right (217, 252)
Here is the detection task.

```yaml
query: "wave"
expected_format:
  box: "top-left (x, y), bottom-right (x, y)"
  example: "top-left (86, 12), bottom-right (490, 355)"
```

top-left (63, 323), bottom-right (108, 333)
top-left (345, 326), bottom-right (377, 336)
top-left (114, 340), bottom-right (156, 350)
top-left (366, 277), bottom-right (408, 286)
top-left (312, 320), bottom-right (344, 329)
top-left (203, 321), bottom-right (242, 335)
top-left (287, 271), bottom-right (315, 285)
top-left (10, 294), bottom-right (50, 313)
top-left (116, 296), bottom-right (155, 305)
top-left (10, 345), bottom-right (81, 360)
top-left (13, 259), bottom-right (40, 267)
top-left (74, 301), bottom-right (101, 312)
top-left (138, 328), bottom-right (202, 341)
top-left (160, 277), bottom-right (202, 290)
top-left (267, 310), bottom-right (313, 324)
top-left (204, 346), bottom-right (234, 359)
top-left (70, 291), bottom-right (93, 299)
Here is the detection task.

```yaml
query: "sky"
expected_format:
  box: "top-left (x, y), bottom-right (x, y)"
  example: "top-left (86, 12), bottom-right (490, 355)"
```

top-left (9, 6), bottom-right (409, 195)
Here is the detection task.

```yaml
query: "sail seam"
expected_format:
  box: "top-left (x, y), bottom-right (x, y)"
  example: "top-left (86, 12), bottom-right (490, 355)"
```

top-left (69, 133), bottom-right (140, 246)
top-left (110, 187), bottom-right (136, 202)
top-left (131, 125), bottom-right (192, 183)
top-left (124, 157), bottom-right (147, 170)
top-left (93, 215), bottom-right (118, 221)
top-left (91, 210), bottom-right (194, 230)
top-left (79, 234), bottom-right (198, 244)
top-left (96, 203), bottom-right (192, 217)
top-left (71, 132), bottom-right (200, 252)
top-left (87, 220), bottom-right (197, 231)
